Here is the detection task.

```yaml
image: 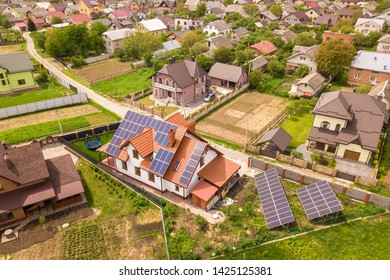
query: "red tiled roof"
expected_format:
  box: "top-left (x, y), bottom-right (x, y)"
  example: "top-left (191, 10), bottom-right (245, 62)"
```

top-left (69, 13), bottom-right (91, 24)
top-left (190, 180), bottom-right (218, 202)
top-left (250, 40), bottom-right (278, 55)
top-left (165, 112), bottom-right (189, 128)
top-left (198, 155), bottom-right (240, 188)
top-left (130, 128), bottom-right (154, 158)
top-left (48, 11), bottom-right (66, 20)
top-left (112, 9), bottom-right (131, 20)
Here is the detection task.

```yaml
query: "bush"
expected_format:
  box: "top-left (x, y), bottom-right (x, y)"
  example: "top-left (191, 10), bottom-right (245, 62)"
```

top-left (319, 157), bottom-right (328, 165)
top-left (373, 160), bottom-right (378, 165)
top-left (35, 68), bottom-right (49, 83)
top-left (356, 85), bottom-right (372, 94)
top-left (70, 56), bottom-right (86, 68)
top-left (194, 215), bottom-right (208, 231)
top-left (291, 150), bottom-right (304, 159)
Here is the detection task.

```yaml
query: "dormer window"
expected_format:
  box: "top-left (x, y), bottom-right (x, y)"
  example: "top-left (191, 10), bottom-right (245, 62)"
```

top-left (321, 121), bottom-right (330, 129)
top-left (133, 150), bottom-right (139, 159)
top-left (173, 161), bottom-right (181, 172)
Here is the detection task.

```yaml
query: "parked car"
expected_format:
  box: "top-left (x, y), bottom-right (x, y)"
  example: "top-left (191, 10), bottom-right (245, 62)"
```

top-left (204, 91), bottom-right (216, 102)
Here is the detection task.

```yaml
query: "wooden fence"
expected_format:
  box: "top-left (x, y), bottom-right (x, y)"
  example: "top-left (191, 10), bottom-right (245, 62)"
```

top-left (123, 98), bottom-right (164, 118)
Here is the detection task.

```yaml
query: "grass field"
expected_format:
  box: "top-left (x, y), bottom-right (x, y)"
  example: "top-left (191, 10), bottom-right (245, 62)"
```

top-left (197, 92), bottom-right (290, 146)
top-left (73, 59), bottom-right (133, 84)
top-left (0, 80), bottom-right (74, 109)
top-left (91, 67), bottom-right (155, 101)
top-left (62, 69), bottom-right (90, 86)
top-left (0, 101), bottom-right (120, 145)
top-left (71, 132), bottom-right (115, 161)
top-left (219, 213), bottom-right (390, 260)
top-left (154, 106), bottom-right (179, 117)
top-left (0, 43), bottom-right (23, 54)
top-left (137, 94), bottom-right (155, 106)
top-left (281, 113), bottom-right (314, 149)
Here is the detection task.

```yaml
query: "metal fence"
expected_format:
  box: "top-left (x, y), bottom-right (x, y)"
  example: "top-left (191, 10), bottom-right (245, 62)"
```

top-left (0, 93), bottom-right (88, 119)
top-left (48, 70), bottom-right (71, 89)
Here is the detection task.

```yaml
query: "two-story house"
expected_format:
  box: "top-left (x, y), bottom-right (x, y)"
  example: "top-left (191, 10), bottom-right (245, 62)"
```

top-left (348, 51), bottom-right (390, 85)
top-left (0, 52), bottom-right (37, 95)
top-left (203, 20), bottom-right (231, 36)
top-left (101, 28), bottom-right (133, 54)
top-left (289, 72), bottom-right (325, 98)
top-left (79, 0), bottom-right (103, 20)
top-left (136, 18), bottom-right (167, 35)
top-left (322, 31), bottom-right (355, 45)
top-left (354, 18), bottom-right (385, 35)
top-left (283, 11), bottom-right (309, 25)
top-left (307, 91), bottom-right (388, 164)
top-left (0, 141), bottom-right (86, 228)
top-left (152, 59), bottom-right (207, 105)
top-left (285, 45), bottom-right (319, 75)
top-left (98, 111), bottom-right (241, 210)
top-left (174, 17), bottom-right (202, 31)
top-left (377, 34), bottom-right (390, 53)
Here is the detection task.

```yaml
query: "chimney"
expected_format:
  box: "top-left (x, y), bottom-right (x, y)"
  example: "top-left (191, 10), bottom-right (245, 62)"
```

top-left (168, 128), bottom-right (176, 148)
top-left (4, 152), bottom-right (12, 169)
top-left (170, 56), bottom-right (176, 64)
top-left (1, 141), bottom-right (7, 150)
top-left (374, 57), bottom-right (377, 60)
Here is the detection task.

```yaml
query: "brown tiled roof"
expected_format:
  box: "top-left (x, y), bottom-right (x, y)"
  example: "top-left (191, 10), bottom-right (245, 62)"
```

top-left (336, 8), bottom-right (354, 17)
top-left (0, 142), bottom-right (49, 185)
top-left (130, 128), bottom-right (154, 158)
top-left (198, 155), bottom-right (240, 188)
top-left (250, 40), bottom-right (278, 55)
top-left (314, 15), bottom-right (339, 26)
top-left (308, 127), bottom-right (339, 145)
top-left (297, 72), bottom-right (326, 90)
top-left (208, 62), bottom-right (245, 83)
top-left (250, 56), bottom-right (268, 70)
top-left (207, 35), bottom-right (234, 49)
top-left (312, 90), bottom-right (352, 120)
top-left (256, 127), bottom-right (292, 151)
top-left (190, 180), bottom-right (218, 202)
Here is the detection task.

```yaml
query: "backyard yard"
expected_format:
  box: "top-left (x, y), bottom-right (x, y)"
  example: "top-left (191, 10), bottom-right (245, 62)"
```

top-left (71, 132), bottom-right (115, 161)
top-left (0, 80), bottom-right (74, 109)
top-left (91, 67), bottom-right (155, 101)
top-left (196, 92), bottom-right (290, 146)
top-left (0, 43), bottom-right (23, 54)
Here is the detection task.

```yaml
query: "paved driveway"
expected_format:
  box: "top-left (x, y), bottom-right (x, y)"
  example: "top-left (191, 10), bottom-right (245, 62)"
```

top-left (335, 158), bottom-right (374, 179)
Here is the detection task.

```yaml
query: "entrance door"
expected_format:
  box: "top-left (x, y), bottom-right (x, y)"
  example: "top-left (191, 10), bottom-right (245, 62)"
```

top-left (343, 150), bottom-right (360, 161)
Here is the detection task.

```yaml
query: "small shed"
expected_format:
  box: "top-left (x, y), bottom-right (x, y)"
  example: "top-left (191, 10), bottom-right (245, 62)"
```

top-left (256, 127), bottom-right (292, 152)
top-left (191, 181), bottom-right (219, 211)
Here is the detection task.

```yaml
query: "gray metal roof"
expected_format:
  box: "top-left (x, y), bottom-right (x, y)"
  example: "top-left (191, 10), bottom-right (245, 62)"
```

top-left (256, 127), bottom-right (292, 151)
top-left (350, 50), bottom-right (390, 74)
top-left (0, 52), bottom-right (34, 73)
top-left (297, 72), bottom-right (326, 89)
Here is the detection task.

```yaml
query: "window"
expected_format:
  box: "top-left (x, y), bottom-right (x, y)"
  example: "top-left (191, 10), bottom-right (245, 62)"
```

top-left (17, 79), bottom-right (26, 85)
top-left (200, 156), bottom-right (205, 167)
top-left (148, 172), bottom-right (155, 182)
top-left (132, 150), bottom-right (139, 159)
top-left (354, 73), bottom-right (361, 80)
top-left (300, 56), bottom-right (306, 61)
top-left (0, 182), bottom-right (3, 191)
top-left (175, 185), bottom-right (180, 192)
top-left (0, 211), bottom-right (14, 223)
top-left (166, 80), bottom-right (170, 86)
top-left (122, 161), bottom-right (128, 170)
top-left (335, 124), bottom-right (341, 132)
top-left (0, 74), bottom-right (3, 79)
top-left (158, 77), bottom-right (162, 83)
top-left (320, 121), bottom-right (330, 129)
top-left (154, 89), bottom-right (157, 96)
top-left (173, 161), bottom-right (181, 171)
top-left (370, 76), bottom-right (377, 84)
top-left (1, 80), bottom-right (6, 86)
top-left (383, 45), bottom-right (390, 51)
top-left (326, 36), bottom-right (331, 41)
top-left (134, 166), bottom-right (141, 176)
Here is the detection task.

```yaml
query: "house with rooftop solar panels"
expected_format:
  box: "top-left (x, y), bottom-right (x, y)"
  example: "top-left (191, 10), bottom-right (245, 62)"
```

top-left (98, 111), bottom-right (241, 210)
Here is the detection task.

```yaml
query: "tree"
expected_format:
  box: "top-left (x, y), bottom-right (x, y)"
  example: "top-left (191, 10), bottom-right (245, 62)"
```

top-left (293, 32), bottom-right (317, 46)
top-left (212, 46), bottom-right (234, 63)
top-left (355, 31), bottom-right (382, 48)
top-left (243, 4), bottom-right (259, 17)
top-left (235, 49), bottom-right (256, 66)
top-left (51, 16), bottom-right (63, 25)
top-left (195, 54), bottom-right (214, 71)
top-left (195, 3), bottom-right (206, 18)
top-left (267, 57), bottom-right (285, 77)
top-left (27, 18), bottom-right (37, 31)
top-left (1, 17), bottom-right (10, 28)
top-left (203, 14), bottom-right (219, 25)
top-left (90, 21), bottom-right (108, 37)
top-left (122, 31), bottom-right (162, 59)
top-left (339, 25), bottom-right (355, 34)
top-left (315, 39), bottom-right (356, 78)
top-left (249, 69), bottom-right (262, 89)
top-left (225, 12), bottom-right (244, 23)
top-left (189, 41), bottom-right (208, 56)
top-left (295, 65), bottom-right (310, 78)
top-left (33, 32), bottom-right (46, 49)
top-left (269, 4), bottom-right (282, 18)
top-left (331, 19), bottom-right (353, 33)
top-left (180, 30), bottom-right (204, 49)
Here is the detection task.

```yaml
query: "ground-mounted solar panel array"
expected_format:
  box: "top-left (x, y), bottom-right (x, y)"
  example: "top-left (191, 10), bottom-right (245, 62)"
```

top-left (179, 142), bottom-right (206, 185)
top-left (297, 180), bottom-right (343, 220)
top-left (254, 168), bottom-right (295, 229)
top-left (149, 148), bottom-right (175, 176)
top-left (106, 111), bottom-right (177, 157)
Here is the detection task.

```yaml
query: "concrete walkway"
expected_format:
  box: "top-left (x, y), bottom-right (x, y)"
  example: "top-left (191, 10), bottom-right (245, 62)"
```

top-left (23, 32), bottom-right (129, 118)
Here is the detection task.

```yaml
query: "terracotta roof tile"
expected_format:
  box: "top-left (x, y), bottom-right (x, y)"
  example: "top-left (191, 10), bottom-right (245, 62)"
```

top-left (190, 180), bottom-right (218, 202)
top-left (198, 155), bottom-right (240, 188)
top-left (130, 128), bottom-right (154, 158)
top-left (250, 40), bottom-right (278, 55)
top-left (166, 112), bottom-right (189, 127)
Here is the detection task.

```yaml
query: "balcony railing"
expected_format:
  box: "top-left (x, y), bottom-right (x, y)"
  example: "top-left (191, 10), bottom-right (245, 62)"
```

top-left (154, 82), bottom-right (182, 92)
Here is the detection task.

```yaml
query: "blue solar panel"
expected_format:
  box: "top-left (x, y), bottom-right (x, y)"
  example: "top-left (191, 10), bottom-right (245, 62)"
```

top-left (150, 148), bottom-right (175, 176)
top-left (179, 142), bottom-right (206, 185)
top-left (105, 111), bottom-right (177, 157)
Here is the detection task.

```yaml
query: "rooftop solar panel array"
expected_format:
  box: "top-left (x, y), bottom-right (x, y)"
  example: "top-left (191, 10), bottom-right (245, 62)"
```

top-left (179, 142), bottom-right (206, 186)
top-left (254, 169), bottom-right (295, 229)
top-left (106, 111), bottom-right (177, 157)
top-left (297, 180), bottom-right (343, 220)
top-left (150, 148), bottom-right (175, 176)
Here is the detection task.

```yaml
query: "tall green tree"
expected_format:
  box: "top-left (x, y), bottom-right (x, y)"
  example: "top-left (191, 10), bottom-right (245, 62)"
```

top-left (180, 30), bottom-right (204, 49)
top-left (51, 16), bottom-right (63, 25)
top-left (294, 32), bottom-right (317, 46)
top-left (195, 54), bottom-right (214, 71)
top-left (122, 31), bottom-right (162, 59)
top-left (269, 4), bottom-right (282, 18)
top-left (243, 4), bottom-right (259, 17)
top-left (212, 46), bottom-right (234, 63)
top-left (27, 18), bottom-right (37, 31)
top-left (315, 39), bottom-right (356, 78)
top-left (195, 3), bottom-right (206, 18)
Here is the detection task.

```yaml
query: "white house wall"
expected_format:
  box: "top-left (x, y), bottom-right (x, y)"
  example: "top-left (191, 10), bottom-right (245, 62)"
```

top-left (336, 143), bottom-right (371, 163)
top-left (287, 55), bottom-right (318, 73)
top-left (313, 115), bottom-right (348, 131)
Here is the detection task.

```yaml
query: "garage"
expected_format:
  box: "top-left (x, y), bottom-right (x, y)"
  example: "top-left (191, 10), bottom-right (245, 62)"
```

top-left (190, 181), bottom-right (219, 211)
top-left (343, 150), bottom-right (360, 161)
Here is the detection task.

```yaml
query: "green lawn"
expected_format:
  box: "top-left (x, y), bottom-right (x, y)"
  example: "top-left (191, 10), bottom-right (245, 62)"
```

top-left (154, 106), bottom-right (179, 117)
top-left (0, 80), bottom-right (73, 109)
top-left (62, 69), bottom-right (90, 87)
top-left (136, 94), bottom-right (155, 107)
top-left (281, 113), bottom-right (314, 149)
top-left (91, 68), bottom-right (155, 101)
top-left (0, 102), bottom-right (120, 145)
top-left (71, 132), bottom-right (115, 161)
top-left (219, 213), bottom-right (390, 260)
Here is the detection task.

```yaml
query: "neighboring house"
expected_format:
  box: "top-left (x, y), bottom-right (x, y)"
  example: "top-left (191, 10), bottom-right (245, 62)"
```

top-left (102, 28), bottom-right (133, 54)
top-left (185, 0), bottom-right (200, 12)
top-left (354, 18), bottom-right (385, 35)
top-left (157, 0), bottom-right (176, 11)
top-left (259, 11), bottom-right (279, 24)
top-left (0, 142), bottom-right (86, 228)
top-left (48, 3), bottom-right (67, 12)
top-left (64, 5), bottom-right (79, 16)
top-left (335, 8), bottom-right (355, 20)
top-left (109, 9), bottom-right (132, 22)
top-left (272, 29), bottom-right (297, 43)
top-left (11, 7), bottom-right (31, 18)
top-left (166, 30), bottom-right (187, 42)
top-left (208, 62), bottom-right (248, 89)
top-left (98, 111), bottom-right (240, 211)
top-left (152, 59), bottom-right (207, 104)
top-left (157, 15), bottom-right (174, 30)
top-left (231, 27), bottom-right (249, 43)
top-left (322, 31), bottom-right (355, 45)
top-left (137, 18), bottom-right (167, 35)
top-left (224, 4), bottom-right (251, 18)
top-left (286, 45), bottom-right (319, 74)
top-left (307, 90), bottom-right (388, 164)
top-left (12, 22), bottom-right (28, 32)
top-left (289, 72), bottom-right (326, 98)
top-left (377, 34), bottom-right (390, 53)
top-left (0, 52), bottom-right (37, 95)
top-left (45, 11), bottom-right (66, 24)
top-left (283, 11), bottom-right (309, 25)
top-left (368, 80), bottom-right (390, 109)
top-left (174, 17), bottom-right (202, 31)
top-left (207, 7), bottom-right (226, 19)
top-left (89, 18), bottom-right (113, 29)
top-left (249, 56), bottom-right (268, 73)
top-left (155, 40), bottom-right (182, 54)
top-left (78, 0), bottom-right (103, 20)
top-left (203, 20), bottom-right (231, 36)
top-left (341, 0), bottom-right (359, 8)
top-left (250, 40), bottom-right (278, 56)
top-left (306, 7), bottom-right (324, 21)
top-left (67, 13), bottom-right (92, 24)
top-left (206, 35), bottom-right (233, 51)
top-left (313, 14), bottom-right (339, 27)
top-left (348, 51), bottom-right (390, 85)
top-left (34, 2), bottom-right (51, 10)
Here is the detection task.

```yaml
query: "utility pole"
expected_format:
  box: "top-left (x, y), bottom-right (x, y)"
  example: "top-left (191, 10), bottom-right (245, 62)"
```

top-left (56, 110), bottom-right (63, 134)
